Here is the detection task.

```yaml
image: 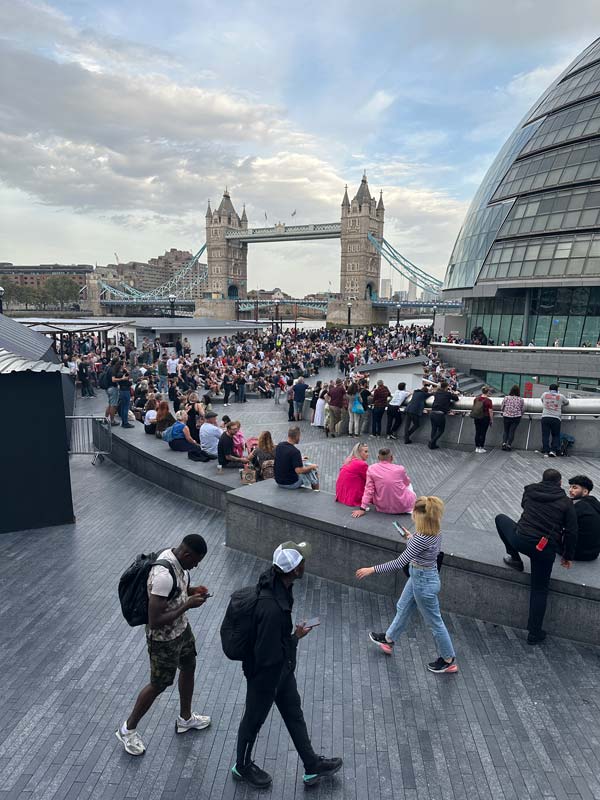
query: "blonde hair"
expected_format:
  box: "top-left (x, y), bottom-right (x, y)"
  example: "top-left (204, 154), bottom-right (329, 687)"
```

top-left (175, 410), bottom-right (188, 422)
top-left (412, 496), bottom-right (444, 535)
top-left (344, 442), bottom-right (368, 465)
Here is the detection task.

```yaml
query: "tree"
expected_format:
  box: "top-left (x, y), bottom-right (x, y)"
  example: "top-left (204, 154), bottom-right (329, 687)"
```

top-left (32, 286), bottom-right (52, 309)
top-left (44, 276), bottom-right (80, 309)
top-left (0, 278), bottom-right (20, 308)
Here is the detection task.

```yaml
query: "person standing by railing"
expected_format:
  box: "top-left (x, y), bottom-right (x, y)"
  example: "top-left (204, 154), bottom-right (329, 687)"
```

top-left (501, 385), bottom-right (524, 451)
top-left (470, 386), bottom-right (493, 454)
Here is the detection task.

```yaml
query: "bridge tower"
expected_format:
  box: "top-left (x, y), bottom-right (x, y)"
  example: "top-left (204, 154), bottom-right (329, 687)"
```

top-left (340, 173), bottom-right (384, 301)
top-left (205, 190), bottom-right (248, 299)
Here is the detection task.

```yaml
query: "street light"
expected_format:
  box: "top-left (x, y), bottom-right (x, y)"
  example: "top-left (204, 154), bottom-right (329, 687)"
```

top-left (396, 302), bottom-right (401, 329)
top-left (274, 299), bottom-right (280, 334)
top-left (168, 293), bottom-right (176, 318)
top-left (0, 286), bottom-right (4, 315)
top-left (347, 301), bottom-right (352, 327)
top-left (432, 305), bottom-right (438, 335)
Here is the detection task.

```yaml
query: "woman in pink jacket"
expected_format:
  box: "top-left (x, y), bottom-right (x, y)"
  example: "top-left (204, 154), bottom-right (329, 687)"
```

top-left (336, 442), bottom-right (369, 506)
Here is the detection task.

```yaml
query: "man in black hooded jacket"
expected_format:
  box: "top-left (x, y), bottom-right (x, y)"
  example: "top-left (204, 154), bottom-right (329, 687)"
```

top-left (232, 541), bottom-right (342, 789)
top-left (495, 468), bottom-right (577, 644)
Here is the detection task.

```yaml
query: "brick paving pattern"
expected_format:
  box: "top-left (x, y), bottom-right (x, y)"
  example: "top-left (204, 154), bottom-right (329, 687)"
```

top-left (2, 382), bottom-right (600, 799)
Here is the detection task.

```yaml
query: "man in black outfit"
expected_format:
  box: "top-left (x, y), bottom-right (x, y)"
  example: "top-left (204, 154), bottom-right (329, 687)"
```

top-left (232, 542), bottom-right (342, 789)
top-left (568, 475), bottom-right (600, 561)
top-left (495, 468), bottom-right (577, 644)
top-left (428, 381), bottom-right (459, 449)
top-left (404, 382), bottom-right (430, 443)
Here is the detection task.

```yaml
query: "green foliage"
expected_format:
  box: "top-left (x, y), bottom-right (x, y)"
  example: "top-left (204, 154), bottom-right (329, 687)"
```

top-left (44, 276), bottom-right (80, 308)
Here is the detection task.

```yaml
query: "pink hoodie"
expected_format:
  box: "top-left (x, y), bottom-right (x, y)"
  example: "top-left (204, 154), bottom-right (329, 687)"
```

top-left (360, 461), bottom-right (416, 514)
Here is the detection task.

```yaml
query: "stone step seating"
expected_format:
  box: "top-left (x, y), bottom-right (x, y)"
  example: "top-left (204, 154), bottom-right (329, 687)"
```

top-left (226, 479), bottom-right (600, 645)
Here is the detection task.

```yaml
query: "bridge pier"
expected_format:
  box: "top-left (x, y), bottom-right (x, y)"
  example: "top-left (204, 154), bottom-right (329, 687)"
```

top-left (194, 298), bottom-right (238, 320)
top-left (326, 299), bottom-right (389, 328)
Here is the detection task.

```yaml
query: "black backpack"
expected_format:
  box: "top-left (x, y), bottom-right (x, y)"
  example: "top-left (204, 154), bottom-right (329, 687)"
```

top-left (118, 551), bottom-right (180, 627)
top-left (220, 584), bottom-right (263, 660)
top-left (99, 365), bottom-right (113, 390)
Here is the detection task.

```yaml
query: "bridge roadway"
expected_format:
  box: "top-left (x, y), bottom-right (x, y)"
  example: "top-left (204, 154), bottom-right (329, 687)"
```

top-left (2, 389), bottom-right (600, 799)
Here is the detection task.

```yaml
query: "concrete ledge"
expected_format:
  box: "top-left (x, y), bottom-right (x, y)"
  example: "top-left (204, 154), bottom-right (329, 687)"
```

top-left (225, 480), bottom-right (600, 645)
top-left (108, 423), bottom-right (245, 511)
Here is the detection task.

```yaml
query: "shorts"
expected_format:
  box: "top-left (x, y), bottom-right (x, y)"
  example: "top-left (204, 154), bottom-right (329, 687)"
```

top-left (106, 386), bottom-right (119, 406)
top-left (147, 624), bottom-right (197, 690)
top-left (293, 401), bottom-right (304, 413)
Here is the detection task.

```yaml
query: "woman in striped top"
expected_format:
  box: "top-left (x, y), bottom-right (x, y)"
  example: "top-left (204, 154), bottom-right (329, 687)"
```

top-left (355, 496), bottom-right (457, 674)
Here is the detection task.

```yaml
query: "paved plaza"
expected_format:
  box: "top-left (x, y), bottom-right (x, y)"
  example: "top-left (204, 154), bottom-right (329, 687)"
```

top-left (2, 387), bottom-right (600, 800)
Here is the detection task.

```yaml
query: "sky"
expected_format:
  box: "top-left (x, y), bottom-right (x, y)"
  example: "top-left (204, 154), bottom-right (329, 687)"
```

top-left (2, 0), bottom-right (600, 296)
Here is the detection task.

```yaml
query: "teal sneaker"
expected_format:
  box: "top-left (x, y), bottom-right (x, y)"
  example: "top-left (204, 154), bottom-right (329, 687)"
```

top-left (231, 762), bottom-right (272, 789)
top-left (303, 756), bottom-right (343, 786)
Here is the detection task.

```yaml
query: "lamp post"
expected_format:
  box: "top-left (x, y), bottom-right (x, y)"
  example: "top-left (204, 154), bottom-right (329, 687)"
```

top-left (347, 301), bottom-right (352, 327)
top-left (432, 305), bottom-right (437, 336)
top-left (396, 302), bottom-right (401, 329)
top-left (168, 293), bottom-right (176, 318)
top-left (274, 299), bottom-right (280, 334)
top-left (0, 286), bottom-right (4, 315)
top-left (294, 303), bottom-right (298, 339)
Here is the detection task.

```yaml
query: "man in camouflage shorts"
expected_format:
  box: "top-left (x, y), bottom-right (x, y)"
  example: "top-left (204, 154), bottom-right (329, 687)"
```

top-left (116, 534), bottom-right (212, 756)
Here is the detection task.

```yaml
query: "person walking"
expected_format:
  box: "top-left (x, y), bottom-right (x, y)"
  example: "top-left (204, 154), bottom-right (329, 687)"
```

top-left (428, 381), bottom-right (458, 449)
top-left (501, 385), bottom-right (524, 451)
top-left (540, 383), bottom-right (569, 457)
top-left (116, 535), bottom-right (211, 755)
top-left (471, 386), bottom-right (493, 453)
top-left (232, 542), bottom-right (343, 789)
top-left (113, 362), bottom-right (135, 428)
top-left (355, 496), bottom-right (457, 673)
top-left (494, 468), bottom-right (577, 644)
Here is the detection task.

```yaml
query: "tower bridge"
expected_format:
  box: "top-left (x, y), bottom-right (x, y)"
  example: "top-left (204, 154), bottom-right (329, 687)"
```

top-left (97, 173), bottom-right (455, 325)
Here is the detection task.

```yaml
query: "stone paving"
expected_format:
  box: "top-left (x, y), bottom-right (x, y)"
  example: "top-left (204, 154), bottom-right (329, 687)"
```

top-left (2, 390), bottom-right (600, 798)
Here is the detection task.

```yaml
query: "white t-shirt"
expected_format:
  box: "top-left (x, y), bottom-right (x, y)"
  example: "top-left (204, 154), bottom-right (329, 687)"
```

top-left (144, 409), bottom-right (157, 424)
top-left (389, 389), bottom-right (410, 407)
top-left (146, 549), bottom-right (189, 641)
top-left (167, 357), bottom-right (179, 375)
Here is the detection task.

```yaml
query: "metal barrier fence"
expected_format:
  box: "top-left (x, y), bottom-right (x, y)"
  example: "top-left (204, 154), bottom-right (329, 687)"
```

top-left (65, 416), bottom-right (112, 464)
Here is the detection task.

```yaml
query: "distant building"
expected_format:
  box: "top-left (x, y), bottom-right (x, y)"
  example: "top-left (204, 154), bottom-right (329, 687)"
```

top-left (380, 278), bottom-right (392, 299)
top-left (247, 287), bottom-right (292, 301)
top-left (0, 263), bottom-right (93, 291)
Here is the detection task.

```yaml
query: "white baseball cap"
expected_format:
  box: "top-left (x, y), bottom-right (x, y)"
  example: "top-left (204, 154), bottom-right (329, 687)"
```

top-left (272, 541), bottom-right (312, 573)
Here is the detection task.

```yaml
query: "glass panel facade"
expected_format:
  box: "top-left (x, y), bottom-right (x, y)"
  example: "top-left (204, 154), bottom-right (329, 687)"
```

top-left (492, 140), bottom-right (600, 202)
top-left (521, 97), bottom-right (600, 156)
top-left (444, 121), bottom-right (541, 290)
top-left (564, 39), bottom-right (600, 78)
top-left (528, 62), bottom-right (600, 122)
top-left (499, 186), bottom-right (600, 237)
top-left (466, 288), bottom-right (600, 346)
top-left (479, 233), bottom-right (600, 281)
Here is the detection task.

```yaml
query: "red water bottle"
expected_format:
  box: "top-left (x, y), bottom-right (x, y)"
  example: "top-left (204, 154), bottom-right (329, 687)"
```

top-left (536, 536), bottom-right (549, 551)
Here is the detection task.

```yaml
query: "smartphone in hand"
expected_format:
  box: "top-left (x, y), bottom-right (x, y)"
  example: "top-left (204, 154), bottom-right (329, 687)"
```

top-left (304, 617), bottom-right (320, 629)
top-left (393, 521), bottom-right (407, 537)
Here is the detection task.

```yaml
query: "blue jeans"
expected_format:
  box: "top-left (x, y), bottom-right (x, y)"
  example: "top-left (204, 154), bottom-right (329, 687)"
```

top-left (371, 407), bottom-right (385, 435)
top-left (158, 375), bottom-right (168, 394)
top-left (386, 565), bottom-right (455, 659)
top-left (119, 389), bottom-right (131, 426)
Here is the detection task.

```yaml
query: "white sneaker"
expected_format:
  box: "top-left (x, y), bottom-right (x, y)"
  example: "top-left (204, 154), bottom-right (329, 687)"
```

top-left (479, 448), bottom-right (486, 453)
top-left (176, 712), bottom-right (211, 734)
top-left (115, 724), bottom-right (146, 755)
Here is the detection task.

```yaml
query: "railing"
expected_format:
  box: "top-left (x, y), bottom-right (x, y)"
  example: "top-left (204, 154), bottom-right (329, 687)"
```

top-left (65, 416), bottom-right (112, 464)
top-left (434, 341), bottom-right (600, 355)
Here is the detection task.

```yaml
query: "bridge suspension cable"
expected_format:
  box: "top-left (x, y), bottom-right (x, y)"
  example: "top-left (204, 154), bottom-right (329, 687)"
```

top-left (367, 234), bottom-right (443, 294)
top-left (99, 244), bottom-right (208, 302)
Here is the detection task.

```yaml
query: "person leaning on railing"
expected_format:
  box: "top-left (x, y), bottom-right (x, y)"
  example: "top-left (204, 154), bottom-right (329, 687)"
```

top-left (501, 385), bottom-right (524, 451)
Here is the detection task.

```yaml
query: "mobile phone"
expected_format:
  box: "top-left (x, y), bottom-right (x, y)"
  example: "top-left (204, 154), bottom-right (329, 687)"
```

top-left (304, 617), bottom-right (320, 629)
top-left (202, 592), bottom-right (213, 598)
top-left (393, 521), bottom-right (408, 537)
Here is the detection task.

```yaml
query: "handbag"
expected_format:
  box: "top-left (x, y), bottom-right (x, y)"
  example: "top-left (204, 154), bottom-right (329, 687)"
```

top-left (351, 395), bottom-right (365, 415)
top-left (241, 466), bottom-right (257, 484)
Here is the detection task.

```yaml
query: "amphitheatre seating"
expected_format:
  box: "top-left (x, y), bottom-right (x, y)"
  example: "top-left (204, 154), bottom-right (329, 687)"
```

top-left (226, 479), bottom-right (600, 645)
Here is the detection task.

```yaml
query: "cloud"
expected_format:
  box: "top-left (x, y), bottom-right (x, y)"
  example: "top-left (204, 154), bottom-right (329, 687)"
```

top-left (361, 90), bottom-right (396, 120)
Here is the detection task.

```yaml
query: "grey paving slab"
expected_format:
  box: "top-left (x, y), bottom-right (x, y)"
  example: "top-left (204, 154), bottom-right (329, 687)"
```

top-left (3, 401), bottom-right (600, 798)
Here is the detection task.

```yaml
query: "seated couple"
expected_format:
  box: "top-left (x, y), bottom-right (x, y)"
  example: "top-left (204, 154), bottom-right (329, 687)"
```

top-left (336, 443), bottom-right (416, 517)
top-left (274, 426), bottom-right (320, 491)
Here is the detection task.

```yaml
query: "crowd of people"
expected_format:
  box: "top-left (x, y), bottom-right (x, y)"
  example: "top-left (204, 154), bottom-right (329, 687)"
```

top-left (95, 324), bottom-right (600, 790)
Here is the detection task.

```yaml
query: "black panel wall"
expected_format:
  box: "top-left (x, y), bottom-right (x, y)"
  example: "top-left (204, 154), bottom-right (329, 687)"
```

top-left (0, 371), bottom-right (74, 534)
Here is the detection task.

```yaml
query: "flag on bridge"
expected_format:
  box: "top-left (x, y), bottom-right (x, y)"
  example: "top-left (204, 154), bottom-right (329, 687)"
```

top-left (264, 212), bottom-right (268, 222)
top-left (291, 210), bottom-right (296, 217)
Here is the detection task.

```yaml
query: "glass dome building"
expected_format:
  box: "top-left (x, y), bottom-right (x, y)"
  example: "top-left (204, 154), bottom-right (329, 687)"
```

top-left (444, 38), bottom-right (600, 347)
